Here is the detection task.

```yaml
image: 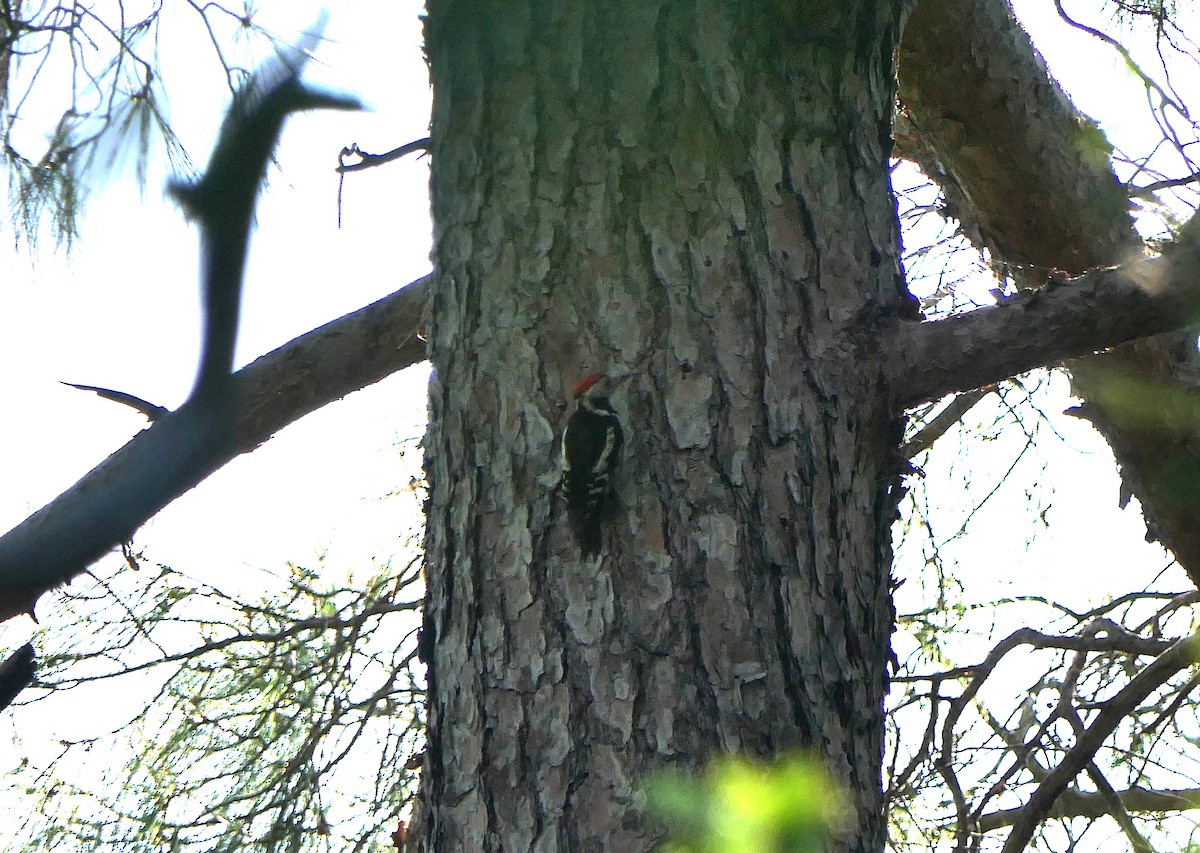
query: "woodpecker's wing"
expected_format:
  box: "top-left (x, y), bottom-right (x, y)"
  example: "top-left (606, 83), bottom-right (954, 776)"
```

top-left (561, 395), bottom-right (624, 557)
top-left (562, 402), bottom-right (620, 473)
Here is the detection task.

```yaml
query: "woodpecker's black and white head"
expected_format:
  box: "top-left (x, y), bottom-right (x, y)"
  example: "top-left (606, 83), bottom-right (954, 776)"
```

top-left (573, 372), bottom-right (622, 412)
top-left (560, 372), bottom-right (628, 558)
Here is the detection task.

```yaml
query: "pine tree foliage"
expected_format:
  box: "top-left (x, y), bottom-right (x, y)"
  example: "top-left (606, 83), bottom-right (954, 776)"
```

top-left (4, 548), bottom-right (424, 851)
top-left (0, 1), bottom-right (297, 246)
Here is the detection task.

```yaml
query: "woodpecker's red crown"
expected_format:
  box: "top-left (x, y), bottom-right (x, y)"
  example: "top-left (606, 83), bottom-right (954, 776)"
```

top-left (572, 373), bottom-right (606, 398)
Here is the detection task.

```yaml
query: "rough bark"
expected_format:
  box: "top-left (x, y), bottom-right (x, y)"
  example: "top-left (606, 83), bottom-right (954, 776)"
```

top-left (899, 0), bottom-right (1137, 270)
top-left (418, 1), bottom-right (908, 851)
top-left (899, 0), bottom-right (1200, 586)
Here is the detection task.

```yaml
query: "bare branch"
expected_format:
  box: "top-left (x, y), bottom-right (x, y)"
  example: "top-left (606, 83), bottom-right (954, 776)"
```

top-left (888, 247), bottom-right (1200, 409)
top-left (0, 274), bottom-right (429, 622)
top-left (1065, 706), bottom-right (1155, 853)
top-left (898, 0), bottom-right (1200, 587)
top-left (0, 644), bottom-right (35, 713)
top-left (978, 786), bottom-right (1200, 832)
top-left (903, 388), bottom-right (992, 457)
top-left (1000, 632), bottom-right (1200, 853)
top-left (0, 21), bottom-right (424, 627)
top-left (336, 138), bottom-right (429, 174)
top-left (936, 625), bottom-right (1173, 849)
top-left (169, 14), bottom-right (361, 400)
top-left (896, 628), bottom-right (1173, 685)
top-left (1130, 170), bottom-right (1200, 199)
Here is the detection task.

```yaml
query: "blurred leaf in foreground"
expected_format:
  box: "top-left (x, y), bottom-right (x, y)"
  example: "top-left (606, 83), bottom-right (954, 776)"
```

top-left (647, 753), bottom-right (848, 853)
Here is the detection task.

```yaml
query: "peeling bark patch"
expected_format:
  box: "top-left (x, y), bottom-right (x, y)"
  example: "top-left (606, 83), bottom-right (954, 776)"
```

top-left (562, 566), bottom-right (615, 646)
top-left (665, 374), bottom-right (714, 448)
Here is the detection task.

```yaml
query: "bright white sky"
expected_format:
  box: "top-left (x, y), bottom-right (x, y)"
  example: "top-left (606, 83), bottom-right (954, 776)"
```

top-left (0, 0), bottom-right (432, 605)
top-left (0, 0), bottom-right (1196, 846)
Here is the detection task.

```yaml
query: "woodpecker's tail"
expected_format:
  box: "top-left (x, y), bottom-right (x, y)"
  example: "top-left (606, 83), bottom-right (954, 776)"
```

top-left (568, 509), bottom-right (603, 558)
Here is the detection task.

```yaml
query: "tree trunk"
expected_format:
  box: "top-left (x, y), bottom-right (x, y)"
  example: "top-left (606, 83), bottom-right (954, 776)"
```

top-left (419, 2), bottom-right (909, 851)
top-left (899, 0), bottom-right (1200, 587)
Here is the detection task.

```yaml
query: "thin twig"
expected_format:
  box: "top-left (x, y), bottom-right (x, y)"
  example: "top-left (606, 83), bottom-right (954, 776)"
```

top-left (61, 382), bottom-right (170, 421)
top-left (1000, 631), bottom-right (1200, 853)
top-left (903, 387), bottom-right (992, 457)
top-left (335, 138), bottom-right (429, 174)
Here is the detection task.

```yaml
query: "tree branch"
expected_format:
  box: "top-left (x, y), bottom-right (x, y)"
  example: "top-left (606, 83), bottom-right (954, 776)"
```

top-left (888, 247), bottom-right (1200, 409)
top-left (935, 625), bottom-right (1173, 849)
top-left (0, 23), bottom-right (430, 627)
top-left (902, 388), bottom-right (991, 457)
top-left (170, 15), bottom-right (361, 401)
top-left (978, 786), bottom-right (1200, 832)
top-left (336, 138), bottom-right (429, 173)
top-left (60, 382), bottom-right (170, 421)
top-left (899, 0), bottom-right (1200, 587)
top-left (1069, 712), bottom-right (1155, 853)
top-left (1000, 631), bottom-right (1200, 852)
top-left (0, 274), bottom-right (430, 623)
top-left (0, 644), bottom-right (35, 713)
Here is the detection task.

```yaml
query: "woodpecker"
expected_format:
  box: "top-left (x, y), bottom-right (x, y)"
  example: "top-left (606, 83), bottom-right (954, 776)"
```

top-left (561, 372), bottom-right (626, 557)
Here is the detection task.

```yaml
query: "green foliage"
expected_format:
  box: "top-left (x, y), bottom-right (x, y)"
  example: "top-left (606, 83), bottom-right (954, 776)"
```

top-left (1074, 119), bottom-right (1116, 170)
top-left (647, 754), bottom-right (847, 853)
top-left (6, 129), bottom-right (81, 251)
